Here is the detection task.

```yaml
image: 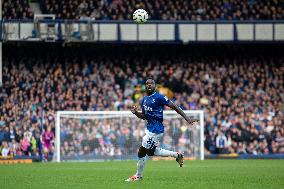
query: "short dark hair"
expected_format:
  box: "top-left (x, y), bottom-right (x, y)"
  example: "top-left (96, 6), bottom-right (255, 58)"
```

top-left (145, 77), bottom-right (155, 83)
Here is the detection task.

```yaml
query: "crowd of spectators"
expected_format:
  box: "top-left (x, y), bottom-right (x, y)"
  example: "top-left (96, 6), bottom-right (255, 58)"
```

top-left (41, 0), bottom-right (284, 20)
top-left (0, 45), bottom-right (283, 160)
top-left (3, 0), bottom-right (284, 20)
top-left (2, 0), bottom-right (34, 20)
top-left (60, 113), bottom-right (198, 160)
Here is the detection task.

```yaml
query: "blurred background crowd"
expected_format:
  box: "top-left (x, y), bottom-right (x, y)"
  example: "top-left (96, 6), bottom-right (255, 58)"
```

top-left (0, 44), bottom-right (283, 160)
top-left (2, 0), bottom-right (34, 20)
top-left (2, 0), bottom-right (284, 20)
top-left (60, 116), bottom-right (199, 160)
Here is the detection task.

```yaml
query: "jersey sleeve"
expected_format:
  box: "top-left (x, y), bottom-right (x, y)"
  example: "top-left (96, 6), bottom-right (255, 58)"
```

top-left (158, 94), bottom-right (170, 106)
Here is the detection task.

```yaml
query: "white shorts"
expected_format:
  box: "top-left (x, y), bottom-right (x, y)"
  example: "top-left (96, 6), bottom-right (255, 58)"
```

top-left (142, 130), bottom-right (164, 150)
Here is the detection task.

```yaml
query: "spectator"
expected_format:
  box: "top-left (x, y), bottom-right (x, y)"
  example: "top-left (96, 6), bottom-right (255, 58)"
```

top-left (10, 139), bottom-right (18, 156)
top-left (216, 131), bottom-right (228, 154)
top-left (30, 136), bottom-right (37, 155)
top-left (0, 127), bottom-right (5, 144)
top-left (3, 127), bottom-right (10, 142)
top-left (124, 95), bottom-right (134, 108)
top-left (1, 141), bottom-right (10, 157)
top-left (42, 126), bottom-right (55, 161)
top-left (9, 125), bottom-right (16, 143)
top-left (20, 136), bottom-right (31, 156)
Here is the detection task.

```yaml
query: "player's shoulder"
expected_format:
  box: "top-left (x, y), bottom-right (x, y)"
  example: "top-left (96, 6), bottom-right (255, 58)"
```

top-left (153, 92), bottom-right (161, 96)
top-left (146, 92), bottom-right (167, 101)
top-left (153, 92), bottom-right (168, 102)
top-left (155, 92), bottom-right (170, 102)
top-left (154, 92), bottom-right (165, 98)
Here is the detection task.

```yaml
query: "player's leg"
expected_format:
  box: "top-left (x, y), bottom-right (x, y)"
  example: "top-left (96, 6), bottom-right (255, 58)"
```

top-left (153, 147), bottom-right (178, 157)
top-left (152, 133), bottom-right (184, 167)
top-left (43, 146), bottom-right (49, 161)
top-left (154, 148), bottom-right (184, 167)
top-left (142, 132), bottom-right (183, 167)
top-left (152, 133), bottom-right (177, 157)
top-left (125, 146), bottom-right (148, 181)
top-left (125, 131), bottom-right (154, 182)
top-left (136, 146), bottom-right (149, 177)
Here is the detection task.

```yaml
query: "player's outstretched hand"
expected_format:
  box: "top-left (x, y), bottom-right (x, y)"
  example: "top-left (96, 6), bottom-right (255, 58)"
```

top-left (187, 118), bottom-right (199, 126)
top-left (131, 105), bottom-right (138, 114)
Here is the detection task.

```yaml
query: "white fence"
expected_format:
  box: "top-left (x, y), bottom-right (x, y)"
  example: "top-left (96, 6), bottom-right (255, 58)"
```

top-left (2, 20), bottom-right (284, 43)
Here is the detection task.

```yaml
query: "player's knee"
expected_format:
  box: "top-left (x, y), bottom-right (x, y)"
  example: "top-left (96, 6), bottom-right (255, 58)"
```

top-left (138, 146), bottom-right (148, 158)
top-left (147, 146), bottom-right (157, 156)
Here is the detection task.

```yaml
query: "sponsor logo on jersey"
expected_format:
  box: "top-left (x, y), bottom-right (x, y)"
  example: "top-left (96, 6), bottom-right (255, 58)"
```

top-left (143, 104), bottom-right (153, 111)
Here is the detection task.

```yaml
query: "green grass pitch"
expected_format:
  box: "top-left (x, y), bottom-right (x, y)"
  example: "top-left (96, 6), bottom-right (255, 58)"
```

top-left (1, 160), bottom-right (284, 189)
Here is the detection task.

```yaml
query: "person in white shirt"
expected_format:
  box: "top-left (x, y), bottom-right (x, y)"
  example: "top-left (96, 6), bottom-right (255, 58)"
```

top-left (1, 141), bottom-right (10, 157)
top-left (216, 131), bottom-right (228, 154)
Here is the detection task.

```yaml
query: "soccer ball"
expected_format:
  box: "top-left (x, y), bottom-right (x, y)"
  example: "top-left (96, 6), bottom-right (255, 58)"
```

top-left (133, 9), bottom-right (148, 24)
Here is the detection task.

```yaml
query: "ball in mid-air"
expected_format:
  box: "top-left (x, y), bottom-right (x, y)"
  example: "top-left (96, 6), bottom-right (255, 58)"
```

top-left (133, 9), bottom-right (148, 23)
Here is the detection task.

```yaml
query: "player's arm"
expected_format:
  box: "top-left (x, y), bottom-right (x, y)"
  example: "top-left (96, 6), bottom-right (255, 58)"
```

top-left (166, 101), bottom-right (199, 125)
top-left (131, 105), bottom-right (147, 120)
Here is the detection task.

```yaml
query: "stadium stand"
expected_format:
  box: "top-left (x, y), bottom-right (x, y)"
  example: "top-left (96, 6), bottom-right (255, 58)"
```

top-left (39, 0), bottom-right (284, 20)
top-left (0, 44), bottom-right (283, 160)
top-left (3, 0), bottom-right (284, 21)
top-left (2, 0), bottom-right (34, 19)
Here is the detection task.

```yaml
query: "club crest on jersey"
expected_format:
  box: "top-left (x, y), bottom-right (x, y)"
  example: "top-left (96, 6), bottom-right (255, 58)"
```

top-left (152, 99), bottom-right (155, 103)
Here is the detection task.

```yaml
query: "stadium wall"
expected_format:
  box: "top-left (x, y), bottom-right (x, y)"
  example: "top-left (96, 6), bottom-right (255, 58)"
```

top-left (2, 20), bottom-right (284, 43)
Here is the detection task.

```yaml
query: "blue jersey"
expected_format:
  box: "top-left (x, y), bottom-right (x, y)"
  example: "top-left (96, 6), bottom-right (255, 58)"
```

top-left (141, 92), bottom-right (170, 134)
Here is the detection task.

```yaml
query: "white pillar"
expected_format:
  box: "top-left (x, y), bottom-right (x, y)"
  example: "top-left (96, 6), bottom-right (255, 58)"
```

top-left (200, 110), bottom-right (205, 160)
top-left (0, 43), bottom-right (2, 87)
top-left (0, 0), bottom-right (2, 87)
top-left (56, 111), bottom-right (61, 162)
